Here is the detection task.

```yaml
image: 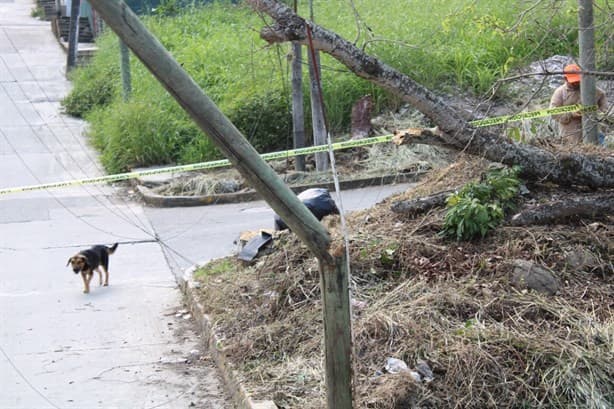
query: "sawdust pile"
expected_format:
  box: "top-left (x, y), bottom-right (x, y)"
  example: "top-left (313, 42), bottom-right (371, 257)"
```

top-left (192, 155), bottom-right (613, 409)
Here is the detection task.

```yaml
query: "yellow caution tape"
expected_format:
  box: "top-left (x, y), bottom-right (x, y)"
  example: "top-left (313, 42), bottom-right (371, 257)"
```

top-left (1, 104), bottom-right (595, 195)
top-left (0, 134), bottom-right (393, 195)
top-left (469, 104), bottom-right (596, 127)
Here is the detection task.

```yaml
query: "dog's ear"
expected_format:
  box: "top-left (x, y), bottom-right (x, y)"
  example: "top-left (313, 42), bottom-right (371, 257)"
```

top-left (66, 256), bottom-right (73, 267)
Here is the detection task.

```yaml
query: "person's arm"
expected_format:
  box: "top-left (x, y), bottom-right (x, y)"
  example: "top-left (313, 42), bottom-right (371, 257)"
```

top-left (597, 89), bottom-right (608, 113)
top-left (550, 87), bottom-right (573, 124)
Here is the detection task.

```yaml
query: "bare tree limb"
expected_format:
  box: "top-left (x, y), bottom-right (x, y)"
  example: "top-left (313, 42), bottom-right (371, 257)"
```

top-left (510, 192), bottom-right (614, 226)
top-left (391, 190), bottom-right (453, 216)
top-left (246, 0), bottom-right (614, 189)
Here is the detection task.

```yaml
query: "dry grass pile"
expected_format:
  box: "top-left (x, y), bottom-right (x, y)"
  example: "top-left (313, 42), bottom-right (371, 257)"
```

top-left (156, 169), bottom-right (243, 196)
top-left (149, 141), bottom-right (454, 197)
top-left (192, 156), bottom-right (613, 409)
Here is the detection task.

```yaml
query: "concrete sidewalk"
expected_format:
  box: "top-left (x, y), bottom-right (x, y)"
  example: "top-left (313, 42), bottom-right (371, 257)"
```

top-left (0, 2), bottom-right (229, 408)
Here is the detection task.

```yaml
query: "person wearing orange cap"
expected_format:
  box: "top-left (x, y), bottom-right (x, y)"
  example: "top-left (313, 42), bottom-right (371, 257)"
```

top-left (549, 63), bottom-right (607, 144)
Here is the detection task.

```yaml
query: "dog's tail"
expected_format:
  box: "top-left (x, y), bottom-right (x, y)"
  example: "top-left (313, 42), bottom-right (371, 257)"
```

top-left (107, 243), bottom-right (118, 254)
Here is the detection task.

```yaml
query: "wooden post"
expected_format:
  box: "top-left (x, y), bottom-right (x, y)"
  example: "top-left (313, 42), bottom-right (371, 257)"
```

top-left (319, 252), bottom-right (353, 409)
top-left (87, 0), bottom-right (331, 262)
top-left (66, 0), bottom-right (81, 72)
top-left (291, 41), bottom-right (306, 171)
top-left (291, 0), bottom-right (305, 172)
top-left (307, 47), bottom-right (329, 171)
top-left (578, 0), bottom-right (599, 144)
top-left (307, 0), bottom-right (328, 171)
top-left (119, 39), bottom-right (132, 101)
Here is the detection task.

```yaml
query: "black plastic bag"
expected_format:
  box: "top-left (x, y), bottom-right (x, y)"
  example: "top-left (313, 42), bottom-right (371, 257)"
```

top-left (274, 188), bottom-right (339, 231)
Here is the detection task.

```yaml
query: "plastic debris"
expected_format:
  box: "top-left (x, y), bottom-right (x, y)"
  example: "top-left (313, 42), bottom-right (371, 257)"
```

top-left (274, 188), bottom-right (339, 231)
top-left (409, 370), bottom-right (422, 382)
top-left (384, 357), bottom-right (409, 374)
top-left (383, 357), bottom-right (434, 383)
top-left (237, 231), bottom-right (273, 262)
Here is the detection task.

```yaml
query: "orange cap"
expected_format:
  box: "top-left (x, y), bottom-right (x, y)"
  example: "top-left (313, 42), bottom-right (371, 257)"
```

top-left (563, 64), bottom-right (581, 83)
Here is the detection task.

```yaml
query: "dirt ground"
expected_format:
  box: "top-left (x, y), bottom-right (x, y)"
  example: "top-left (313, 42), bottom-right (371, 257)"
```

top-left (190, 151), bottom-right (613, 409)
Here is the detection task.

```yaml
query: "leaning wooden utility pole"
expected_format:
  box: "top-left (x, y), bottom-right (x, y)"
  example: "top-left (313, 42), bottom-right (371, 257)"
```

top-left (578, 0), bottom-right (599, 145)
top-left (87, 0), bottom-right (330, 260)
top-left (66, 0), bottom-right (81, 72)
top-left (85, 3), bottom-right (354, 407)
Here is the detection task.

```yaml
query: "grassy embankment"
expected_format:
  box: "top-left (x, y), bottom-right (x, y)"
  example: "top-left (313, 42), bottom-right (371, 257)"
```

top-left (63, 0), bottom-right (595, 173)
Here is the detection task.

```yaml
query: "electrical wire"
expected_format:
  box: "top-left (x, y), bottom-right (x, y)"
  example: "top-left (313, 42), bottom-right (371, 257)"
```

top-left (0, 56), bottom-right (199, 266)
top-left (305, 23), bottom-right (352, 266)
top-left (0, 344), bottom-right (63, 409)
top-left (0, 27), bottom-right (205, 263)
top-left (0, 127), bottom-right (143, 241)
top-left (0, 127), bottom-right (198, 267)
top-left (0, 31), bottom-right (151, 233)
top-left (0, 89), bottom-right (147, 240)
top-left (305, 21), bottom-right (358, 407)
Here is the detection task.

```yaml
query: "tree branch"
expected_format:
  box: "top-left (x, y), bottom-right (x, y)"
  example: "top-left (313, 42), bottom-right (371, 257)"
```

top-left (246, 0), bottom-right (614, 189)
top-left (510, 192), bottom-right (614, 226)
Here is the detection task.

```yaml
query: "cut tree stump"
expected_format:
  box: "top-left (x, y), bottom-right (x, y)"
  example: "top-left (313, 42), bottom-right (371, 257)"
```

top-left (350, 95), bottom-right (373, 139)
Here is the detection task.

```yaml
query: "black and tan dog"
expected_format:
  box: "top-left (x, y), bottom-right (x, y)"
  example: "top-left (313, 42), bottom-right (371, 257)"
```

top-left (67, 243), bottom-right (118, 293)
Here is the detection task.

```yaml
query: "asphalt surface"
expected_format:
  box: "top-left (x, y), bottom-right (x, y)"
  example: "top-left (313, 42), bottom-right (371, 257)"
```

top-left (143, 182), bottom-right (412, 275)
top-left (0, 2), bottom-right (414, 408)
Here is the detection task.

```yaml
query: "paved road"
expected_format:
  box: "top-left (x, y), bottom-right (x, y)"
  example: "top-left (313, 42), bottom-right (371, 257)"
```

top-left (144, 183), bottom-right (413, 276)
top-left (0, 2), bottom-right (228, 408)
top-left (0, 1), bottom-right (414, 408)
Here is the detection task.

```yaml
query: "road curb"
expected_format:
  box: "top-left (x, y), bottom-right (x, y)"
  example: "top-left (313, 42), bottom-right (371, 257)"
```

top-left (179, 266), bottom-right (278, 409)
top-left (167, 172), bottom-right (426, 408)
top-left (136, 171), bottom-right (426, 207)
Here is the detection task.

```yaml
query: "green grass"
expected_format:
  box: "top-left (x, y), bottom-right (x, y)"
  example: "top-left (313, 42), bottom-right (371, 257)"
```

top-left (193, 258), bottom-right (235, 279)
top-left (30, 6), bottom-right (45, 19)
top-left (63, 0), bottom-right (610, 172)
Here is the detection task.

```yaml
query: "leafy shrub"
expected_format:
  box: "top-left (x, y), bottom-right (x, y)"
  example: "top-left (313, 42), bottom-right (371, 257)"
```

top-left (61, 33), bottom-right (120, 117)
top-left (30, 5), bottom-right (44, 19)
top-left (68, 2), bottom-right (288, 171)
top-left (441, 166), bottom-right (521, 240)
top-left (177, 134), bottom-right (221, 166)
top-left (228, 91), bottom-right (292, 153)
top-left (152, 0), bottom-right (182, 16)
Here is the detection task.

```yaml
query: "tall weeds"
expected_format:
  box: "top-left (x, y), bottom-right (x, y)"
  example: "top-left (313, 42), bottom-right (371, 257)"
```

top-left (63, 0), bottom-right (605, 172)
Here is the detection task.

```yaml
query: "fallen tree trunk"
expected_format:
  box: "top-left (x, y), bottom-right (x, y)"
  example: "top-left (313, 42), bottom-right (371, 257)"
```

top-left (510, 192), bottom-right (614, 226)
top-left (391, 190), bottom-right (452, 216)
top-left (246, 0), bottom-right (614, 189)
